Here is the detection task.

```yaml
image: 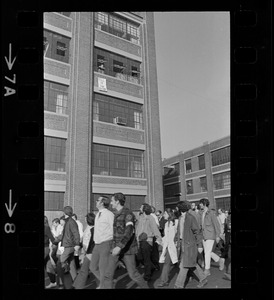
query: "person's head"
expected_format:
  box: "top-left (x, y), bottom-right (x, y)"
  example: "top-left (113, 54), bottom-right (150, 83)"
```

top-left (60, 215), bottom-right (66, 226)
top-left (72, 213), bottom-right (77, 221)
top-left (151, 206), bottom-right (156, 214)
top-left (218, 208), bottom-right (224, 215)
top-left (177, 201), bottom-right (189, 214)
top-left (165, 209), bottom-right (177, 225)
top-left (111, 192), bottom-right (126, 210)
top-left (96, 195), bottom-right (111, 210)
top-left (44, 216), bottom-right (49, 226)
top-left (156, 210), bottom-right (162, 218)
top-left (191, 203), bottom-right (196, 211)
top-left (225, 210), bottom-right (229, 217)
top-left (85, 212), bottom-right (95, 226)
top-left (63, 206), bottom-right (73, 217)
top-left (175, 201), bottom-right (183, 212)
top-left (199, 198), bottom-right (210, 210)
top-left (141, 203), bottom-right (152, 215)
top-left (52, 218), bottom-right (60, 227)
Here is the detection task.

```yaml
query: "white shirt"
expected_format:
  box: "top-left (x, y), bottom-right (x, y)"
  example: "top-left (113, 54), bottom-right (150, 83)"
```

top-left (93, 208), bottom-right (114, 244)
top-left (76, 220), bottom-right (84, 242)
top-left (151, 213), bottom-right (160, 227)
top-left (179, 213), bottom-right (186, 239)
top-left (82, 225), bottom-right (92, 250)
top-left (51, 224), bottom-right (63, 238)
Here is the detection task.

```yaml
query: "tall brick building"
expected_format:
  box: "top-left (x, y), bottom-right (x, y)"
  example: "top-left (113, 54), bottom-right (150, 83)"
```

top-left (162, 136), bottom-right (230, 211)
top-left (44, 12), bottom-right (163, 224)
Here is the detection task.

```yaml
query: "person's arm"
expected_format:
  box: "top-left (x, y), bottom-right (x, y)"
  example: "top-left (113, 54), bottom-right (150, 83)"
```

top-left (70, 220), bottom-right (80, 246)
top-left (46, 226), bottom-right (56, 244)
top-left (149, 217), bottom-right (162, 243)
top-left (211, 212), bottom-right (221, 241)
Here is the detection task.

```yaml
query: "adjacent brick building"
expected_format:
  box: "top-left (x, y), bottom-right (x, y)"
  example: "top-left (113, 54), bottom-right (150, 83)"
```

top-left (44, 12), bottom-right (163, 224)
top-left (162, 136), bottom-right (230, 211)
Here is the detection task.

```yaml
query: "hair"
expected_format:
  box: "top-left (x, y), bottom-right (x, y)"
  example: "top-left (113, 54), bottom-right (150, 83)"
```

top-left (151, 206), bottom-right (156, 213)
top-left (85, 212), bottom-right (95, 226)
top-left (112, 192), bottom-right (126, 206)
top-left (52, 218), bottom-right (60, 224)
top-left (199, 198), bottom-right (210, 207)
top-left (142, 203), bottom-right (152, 215)
top-left (60, 215), bottom-right (66, 222)
top-left (44, 216), bottom-right (49, 226)
top-left (99, 195), bottom-right (111, 208)
top-left (167, 210), bottom-right (177, 225)
top-left (72, 213), bottom-right (77, 220)
top-left (63, 205), bottom-right (73, 216)
top-left (157, 210), bottom-right (162, 215)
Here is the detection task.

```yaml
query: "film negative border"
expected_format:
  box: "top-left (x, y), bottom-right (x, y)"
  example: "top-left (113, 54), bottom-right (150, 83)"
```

top-left (1, 1), bottom-right (273, 299)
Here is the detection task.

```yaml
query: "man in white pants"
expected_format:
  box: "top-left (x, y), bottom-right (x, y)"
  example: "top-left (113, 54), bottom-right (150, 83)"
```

top-left (198, 198), bottom-right (225, 277)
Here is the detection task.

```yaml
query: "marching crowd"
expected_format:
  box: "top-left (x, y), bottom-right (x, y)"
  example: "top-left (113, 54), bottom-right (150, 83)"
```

top-left (44, 193), bottom-right (231, 289)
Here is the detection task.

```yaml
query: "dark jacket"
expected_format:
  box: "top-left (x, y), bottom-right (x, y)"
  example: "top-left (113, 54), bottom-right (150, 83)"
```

top-left (86, 227), bottom-right (95, 254)
top-left (199, 209), bottom-right (221, 240)
top-left (44, 225), bottom-right (55, 247)
top-left (112, 207), bottom-right (138, 256)
top-left (175, 212), bottom-right (203, 268)
top-left (60, 217), bottom-right (80, 248)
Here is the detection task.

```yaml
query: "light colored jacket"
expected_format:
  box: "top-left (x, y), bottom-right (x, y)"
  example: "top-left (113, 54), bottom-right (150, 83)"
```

top-left (159, 219), bottom-right (178, 264)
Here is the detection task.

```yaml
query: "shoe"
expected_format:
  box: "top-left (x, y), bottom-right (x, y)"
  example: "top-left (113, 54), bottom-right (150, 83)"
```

top-left (58, 284), bottom-right (64, 289)
top-left (45, 282), bottom-right (57, 289)
top-left (174, 285), bottom-right (184, 289)
top-left (204, 269), bottom-right (211, 277)
top-left (219, 258), bottom-right (225, 271)
top-left (223, 273), bottom-right (231, 281)
top-left (197, 279), bottom-right (208, 288)
top-left (157, 282), bottom-right (169, 287)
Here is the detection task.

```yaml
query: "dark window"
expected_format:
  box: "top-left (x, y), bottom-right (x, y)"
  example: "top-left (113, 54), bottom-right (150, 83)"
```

top-left (44, 136), bottom-right (66, 171)
top-left (198, 154), bottom-right (205, 170)
top-left (163, 163), bottom-right (180, 179)
top-left (44, 30), bottom-right (70, 63)
top-left (211, 146), bottom-right (230, 166)
top-left (213, 171), bottom-right (230, 190)
top-left (164, 183), bottom-right (181, 198)
top-left (215, 197), bottom-right (230, 211)
top-left (44, 81), bottom-right (68, 114)
top-left (45, 191), bottom-right (64, 211)
top-left (93, 93), bottom-right (143, 129)
top-left (186, 180), bottom-right (193, 194)
top-left (200, 176), bottom-right (207, 192)
top-left (185, 159), bottom-right (192, 173)
top-left (93, 144), bottom-right (144, 178)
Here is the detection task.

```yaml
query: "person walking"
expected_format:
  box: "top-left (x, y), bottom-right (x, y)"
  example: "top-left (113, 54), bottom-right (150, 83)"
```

top-left (199, 198), bottom-right (225, 277)
top-left (55, 206), bottom-right (81, 289)
top-left (104, 193), bottom-right (148, 289)
top-left (72, 212), bottom-right (96, 289)
top-left (135, 203), bottom-right (162, 281)
top-left (157, 210), bottom-right (179, 287)
top-left (90, 195), bottom-right (114, 289)
top-left (173, 201), bottom-right (208, 289)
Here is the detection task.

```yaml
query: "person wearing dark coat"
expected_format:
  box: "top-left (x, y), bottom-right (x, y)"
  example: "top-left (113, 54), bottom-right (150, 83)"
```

top-left (173, 201), bottom-right (208, 289)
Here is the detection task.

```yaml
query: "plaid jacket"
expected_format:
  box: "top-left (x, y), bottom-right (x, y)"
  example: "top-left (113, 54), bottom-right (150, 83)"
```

top-left (113, 207), bottom-right (138, 256)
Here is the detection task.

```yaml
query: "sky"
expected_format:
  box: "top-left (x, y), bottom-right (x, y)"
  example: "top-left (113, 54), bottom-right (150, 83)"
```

top-left (154, 12), bottom-right (230, 159)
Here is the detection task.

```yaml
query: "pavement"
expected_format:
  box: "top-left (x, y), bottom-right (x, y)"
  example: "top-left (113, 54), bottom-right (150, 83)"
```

top-left (45, 259), bottom-right (231, 289)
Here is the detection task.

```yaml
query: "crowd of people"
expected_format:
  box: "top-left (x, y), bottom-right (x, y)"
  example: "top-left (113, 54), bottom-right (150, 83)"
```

top-left (44, 194), bottom-right (231, 289)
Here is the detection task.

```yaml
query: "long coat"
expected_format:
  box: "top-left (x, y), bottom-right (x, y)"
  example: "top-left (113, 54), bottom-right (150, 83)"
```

top-left (159, 219), bottom-right (178, 264)
top-left (175, 212), bottom-right (203, 268)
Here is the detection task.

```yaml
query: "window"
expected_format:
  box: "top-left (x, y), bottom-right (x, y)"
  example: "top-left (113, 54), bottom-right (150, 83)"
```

top-left (198, 154), bottom-right (205, 170)
top-left (164, 183), bottom-right (181, 198)
top-left (94, 12), bottom-right (140, 44)
top-left (44, 81), bottom-right (68, 114)
top-left (200, 177), bottom-right (207, 192)
top-left (185, 159), bottom-right (192, 173)
top-left (93, 144), bottom-right (145, 178)
top-left (215, 197), bottom-right (230, 211)
top-left (97, 55), bottom-right (106, 74)
top-left (44, 136), bottom-right (66, 171)
top-left (45, 192), bottom-right (65, 211)
top-left (186, 180), bottom-right (193, 194)
top-left (44, 30), bottom-right (70, 63)
top-left (213, 171), bottom-right (231, 190)
top-left (93, 93), bottom-right (143, 129)
top-left (163, 163), bottom-right (180, 179)
top-left (211, 146), bottom-right (230, 166)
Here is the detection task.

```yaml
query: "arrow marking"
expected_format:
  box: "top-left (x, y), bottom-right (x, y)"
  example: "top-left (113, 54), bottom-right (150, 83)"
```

top-left (5, 189), bottom-right (17, 218)
top-left (5, 43), bottom-right (17, 71)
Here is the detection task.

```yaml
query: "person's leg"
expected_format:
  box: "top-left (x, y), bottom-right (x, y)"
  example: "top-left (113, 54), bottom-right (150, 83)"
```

top-left (159, 251), bottom-right (172, 285)
top-left (140, 241), bottom-right (153, 280)
top-left (72, 256), bottom-right (91, 289)
top-left (123, 254), bottom-right (148, 288)
top-left (151, 237), bottom-right (160, 270)
top-left (104, 253), bottom-right (119, 289)
top-left (90, 245), bottom-right (100, 282)
top-left (97, 240), bottom-right (112, 288)
top-left (203, 239), bottom-right (215, 275)
top-left (174, 259), bottom-right (188, 289)
top-left (59, 247), bottom-right (75, 289)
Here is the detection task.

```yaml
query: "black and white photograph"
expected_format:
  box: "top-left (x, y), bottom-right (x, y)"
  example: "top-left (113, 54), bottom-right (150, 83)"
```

top-left (43, 11), bottom-right (231, 290)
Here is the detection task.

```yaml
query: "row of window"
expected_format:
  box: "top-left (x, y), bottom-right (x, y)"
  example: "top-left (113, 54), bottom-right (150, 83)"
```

top-left (93, 144), bottom-right (145, 178)
top-left (44, 30), bottom-right (70, 63)
top-left (44, 81), bottom-right (68, 114)
top-left (95, 12), bottom-right (140, 45)
top-left (93, 93), bottom-right (143, 129)
top-left (94, 47), bottom-right (141, 84)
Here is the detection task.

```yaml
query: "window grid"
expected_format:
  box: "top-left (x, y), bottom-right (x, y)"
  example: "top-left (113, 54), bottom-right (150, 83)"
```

top-left (94, 12), bottom-right (140, 45)
top-left (44, 81), bottom-right (68, 114)
top-left (185, 159), bottom-right (192, 173)
top-left (93, 144), bottom-right (145, 178)
top-left (93, 93), bottom-right (143, 129)
top-left (45, 191), bottom-right (65, 211)
top-left (198, 154), bottom-right (205, 170)
top-left (213, 171), bottom-right (231, 190)
top-left (44, 136), bottom-right (66, 171)
top-left (215, 197), bottom-right (231, 211)
top-left (94, 48), bottom-right (141, 84)
top-left (211, 146), bottom-right (230, 166)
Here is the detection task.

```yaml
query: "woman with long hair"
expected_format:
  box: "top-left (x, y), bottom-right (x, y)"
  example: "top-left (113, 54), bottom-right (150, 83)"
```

top-left (157, 209), bottom-right (179, 287)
